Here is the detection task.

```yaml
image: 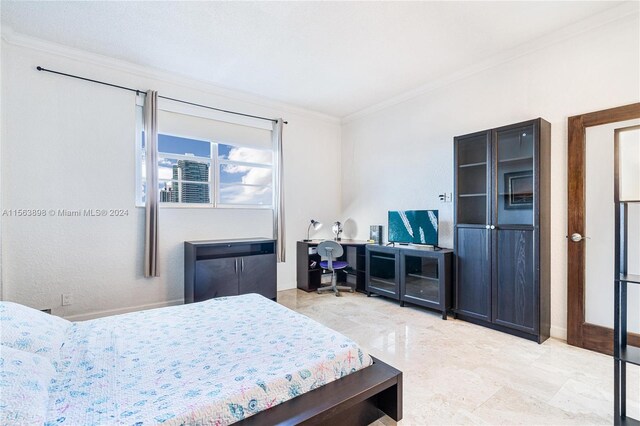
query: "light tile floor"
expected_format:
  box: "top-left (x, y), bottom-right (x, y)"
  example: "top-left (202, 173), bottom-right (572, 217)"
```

top-left (277, 289), bottom-right (639, 425)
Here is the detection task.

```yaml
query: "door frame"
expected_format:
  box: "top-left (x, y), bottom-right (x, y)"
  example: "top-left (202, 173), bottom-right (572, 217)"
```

top-left (567, 102), bottom-right (640, 354)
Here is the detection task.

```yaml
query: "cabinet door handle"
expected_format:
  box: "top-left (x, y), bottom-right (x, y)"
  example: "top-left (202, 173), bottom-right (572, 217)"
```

top-left (241, 258), bottom-right (244, 272)
top-left (490, 225), bottom-right (496, 230)
top-left (485, 225), bottom-right (491, 229)
top-left (234, 258), bottom-right (238, 273)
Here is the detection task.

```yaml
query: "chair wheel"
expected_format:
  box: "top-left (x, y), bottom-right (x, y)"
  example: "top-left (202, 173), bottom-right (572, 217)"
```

top-left (350, 289), bottom-right (354, 293)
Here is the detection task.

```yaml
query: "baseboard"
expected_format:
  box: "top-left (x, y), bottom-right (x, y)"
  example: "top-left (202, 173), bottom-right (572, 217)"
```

top-left (63, 299), bottom-right (184, 321)
top-left (64, 290), bottom-right (300, 321)
top-left (550, 325), bottom-right (567, 341)
top-left (277, 282), bottom-right (297, 291)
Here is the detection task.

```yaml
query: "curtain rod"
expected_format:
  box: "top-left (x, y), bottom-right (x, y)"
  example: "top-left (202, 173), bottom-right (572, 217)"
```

top-left (36, 66), bottom-right (287, 125)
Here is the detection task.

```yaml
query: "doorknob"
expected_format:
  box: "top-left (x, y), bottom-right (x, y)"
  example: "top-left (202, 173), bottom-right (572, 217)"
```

top-left (567, 233), bottom-right (590, 242)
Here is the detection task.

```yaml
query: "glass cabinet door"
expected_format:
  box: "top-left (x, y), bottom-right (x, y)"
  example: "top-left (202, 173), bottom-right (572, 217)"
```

top-left (368, 251), bottom-right (397, 295)
top-left (457, 133), bottom-right (489, 225)
top-left (403, 255), bottom-right (439, 304)
top-left (495, 125), bottom-right (535, 226)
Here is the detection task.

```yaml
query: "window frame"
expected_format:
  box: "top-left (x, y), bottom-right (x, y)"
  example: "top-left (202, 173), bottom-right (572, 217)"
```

top-left (136, 130), bottom-right (274, 210)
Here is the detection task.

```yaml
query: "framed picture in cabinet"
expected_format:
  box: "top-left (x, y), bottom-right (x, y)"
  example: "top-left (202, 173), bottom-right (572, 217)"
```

top-left (504, 170), bottom-right (533, 209)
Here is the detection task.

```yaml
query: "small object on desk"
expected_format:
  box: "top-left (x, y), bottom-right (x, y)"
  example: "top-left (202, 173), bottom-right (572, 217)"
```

top-left (332, 221), bottom-right (343, 241)
top-left (370, 225), bottom-right (383, 245)
top-left (304, 219), bottom-right (322, 242)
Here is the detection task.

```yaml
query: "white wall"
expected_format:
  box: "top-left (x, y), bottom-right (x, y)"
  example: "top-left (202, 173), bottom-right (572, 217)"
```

top-left (341, 15), bottom-right (640, 339)
top-left (1, 36), bottom-right (342, 319)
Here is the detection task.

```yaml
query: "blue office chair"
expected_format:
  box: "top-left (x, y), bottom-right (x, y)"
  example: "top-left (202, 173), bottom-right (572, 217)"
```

top-left (317, 240), bottom-right (354, 296)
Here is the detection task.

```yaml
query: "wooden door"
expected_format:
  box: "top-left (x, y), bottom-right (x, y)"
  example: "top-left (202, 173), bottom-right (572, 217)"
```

top-left (194, 258), bottom-right (239, 301)
top-left (239, 254), bottom-right (277, 299)
top-left (567, 103), bottom-right (640, 354)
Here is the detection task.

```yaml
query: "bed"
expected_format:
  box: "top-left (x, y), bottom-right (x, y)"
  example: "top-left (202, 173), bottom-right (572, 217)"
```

top-left (0, 293), bottom-right (402, 425)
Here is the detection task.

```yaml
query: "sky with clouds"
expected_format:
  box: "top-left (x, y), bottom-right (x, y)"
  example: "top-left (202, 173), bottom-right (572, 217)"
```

top-left (147, 134), bottom-right (273, 204)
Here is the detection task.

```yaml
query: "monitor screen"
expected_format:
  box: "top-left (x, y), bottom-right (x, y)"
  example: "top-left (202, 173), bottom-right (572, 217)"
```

top-left (388, 210), bottom-right (438, 245)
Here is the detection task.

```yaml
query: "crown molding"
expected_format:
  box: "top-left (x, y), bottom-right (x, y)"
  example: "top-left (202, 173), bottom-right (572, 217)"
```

top-left (0, 26), bottom-right (341, 125)
top-left (2, 0), bottom-right (637, 127)
top-left (342, 1), bottom-right (640, 124)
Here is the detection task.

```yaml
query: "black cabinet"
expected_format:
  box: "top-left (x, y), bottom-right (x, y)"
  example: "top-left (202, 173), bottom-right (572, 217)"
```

top-left (195, 257), bottom-right (238, 299)
top-left (493, 229), bottom-right (536, 334)
top-left (400, 248), bottom-right (453, 320)
top-left (455, 227), bottom-right (491, 321)
top-left (366, 245), bottom-right (453, 319)
top-left (185, 238), bottom-right (277, 303)
top-left (239, 255), bottom-right (276, 296)
top-left (454, 118), bottom-right (550, 343)
top-left (366, 245), bottom-right (400, 299)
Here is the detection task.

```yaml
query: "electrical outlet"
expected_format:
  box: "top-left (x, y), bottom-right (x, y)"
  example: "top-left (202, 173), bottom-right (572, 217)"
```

top-left (439, 192), bottom-right (453, 203)
top-left (61, 293), bottom-right (73, 306)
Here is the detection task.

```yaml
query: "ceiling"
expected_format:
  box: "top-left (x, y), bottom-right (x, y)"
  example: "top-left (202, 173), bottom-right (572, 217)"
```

top-left (0, 1), bottom-right (628, 118)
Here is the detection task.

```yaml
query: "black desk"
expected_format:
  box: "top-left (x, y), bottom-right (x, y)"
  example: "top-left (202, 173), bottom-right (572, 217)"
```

top-left (297, 240), bottom-right (370, 293)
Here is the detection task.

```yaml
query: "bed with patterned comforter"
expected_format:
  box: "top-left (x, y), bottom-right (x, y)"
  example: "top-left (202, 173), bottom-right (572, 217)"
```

top-left (0, 294), bottom-right (373, 425)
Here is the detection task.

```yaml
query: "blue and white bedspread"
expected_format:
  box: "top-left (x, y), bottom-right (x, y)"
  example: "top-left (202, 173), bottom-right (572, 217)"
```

top-left (46, 294), bottom-right (372, 425)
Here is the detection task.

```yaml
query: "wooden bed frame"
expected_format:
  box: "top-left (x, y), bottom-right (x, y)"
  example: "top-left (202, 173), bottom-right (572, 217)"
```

top-left (240, 356), bottom-right (403, 425)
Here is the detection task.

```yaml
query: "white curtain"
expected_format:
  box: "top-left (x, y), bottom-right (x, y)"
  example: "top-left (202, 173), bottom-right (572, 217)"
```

top-left (144, 90), bottom-right (160, 277)
top-left (272, 118), bottom-right (285, 262)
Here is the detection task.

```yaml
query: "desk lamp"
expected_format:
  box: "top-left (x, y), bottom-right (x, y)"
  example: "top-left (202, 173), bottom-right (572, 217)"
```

top-left (304, 219), bottom-right (322, 241)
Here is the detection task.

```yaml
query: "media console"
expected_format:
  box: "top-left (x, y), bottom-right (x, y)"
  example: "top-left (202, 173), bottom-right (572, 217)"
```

top-left (366, 245), bottom-right (453, 319)
top-left (184, 238), bottom-right (277, 303)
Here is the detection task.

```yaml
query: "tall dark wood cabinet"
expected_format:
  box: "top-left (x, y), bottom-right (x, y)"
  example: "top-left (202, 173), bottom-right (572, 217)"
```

top-left (454, 118), bottom-right (551, 343)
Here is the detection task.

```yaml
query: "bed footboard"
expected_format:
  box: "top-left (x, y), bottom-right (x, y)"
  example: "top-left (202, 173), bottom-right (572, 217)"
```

top-left (240, 356), bottom-right (402, 425)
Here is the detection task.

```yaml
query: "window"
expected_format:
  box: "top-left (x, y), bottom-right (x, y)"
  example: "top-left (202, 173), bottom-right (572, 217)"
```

top-left (136, 107), bottom-right (273, 208)
top-left (218, 144), bottom-right (273, 205)
top-left (157, 135), bottom-right (212, 205)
